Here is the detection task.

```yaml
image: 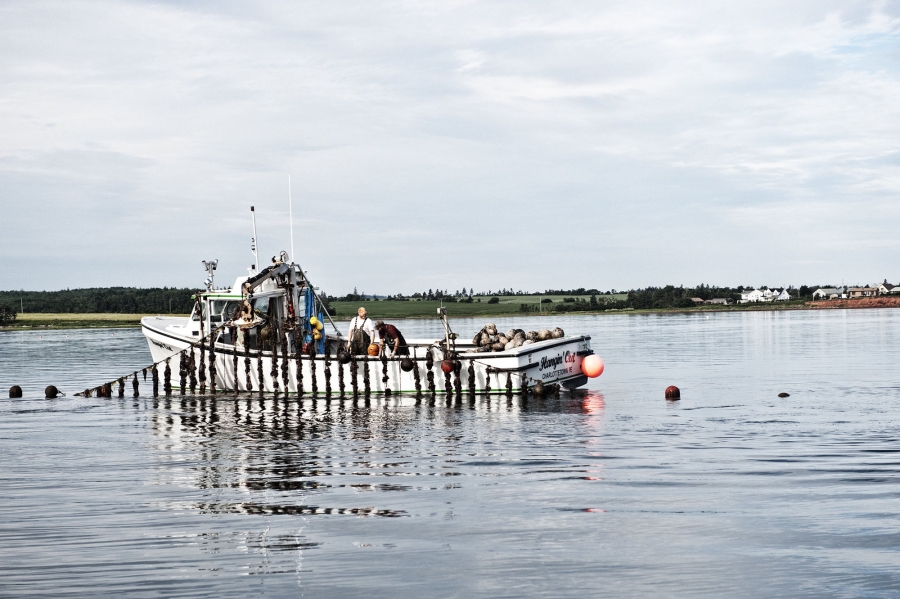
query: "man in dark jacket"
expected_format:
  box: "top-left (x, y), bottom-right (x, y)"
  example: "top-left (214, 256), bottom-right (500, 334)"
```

top-left (375, 320), bottom-right (409, 356)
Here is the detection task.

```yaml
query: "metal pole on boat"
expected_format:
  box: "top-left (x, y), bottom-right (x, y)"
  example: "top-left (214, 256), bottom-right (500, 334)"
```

top-left (288, 175), bottom-right (295, 264)
top-left (251, 206), bottom-right (260, 274)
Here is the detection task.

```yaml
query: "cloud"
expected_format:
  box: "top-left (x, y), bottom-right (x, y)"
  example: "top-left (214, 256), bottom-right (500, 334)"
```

top-left (1, 0), bottom-right (898, 292)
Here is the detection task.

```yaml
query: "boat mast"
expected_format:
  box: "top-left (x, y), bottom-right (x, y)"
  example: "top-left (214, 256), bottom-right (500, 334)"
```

top-left (250, 206), bottom-right (260, 275)
top-left (288, 175), bottom-right (295, 264)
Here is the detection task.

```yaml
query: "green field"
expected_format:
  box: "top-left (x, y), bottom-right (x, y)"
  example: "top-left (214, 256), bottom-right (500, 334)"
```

top-left (331, 295), bottom-right (627, 319)
top-left (331, 295), bottom-right (605, 320)
top-left (470, 294), bottom-right (629, 303)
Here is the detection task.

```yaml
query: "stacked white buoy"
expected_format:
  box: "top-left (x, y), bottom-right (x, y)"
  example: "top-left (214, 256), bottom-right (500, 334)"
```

top-left (469, 323), bottom-right (565, 352)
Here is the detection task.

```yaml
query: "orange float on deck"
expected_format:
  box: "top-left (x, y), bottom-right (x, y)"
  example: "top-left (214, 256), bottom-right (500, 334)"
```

top-left (582, 354), bottom-right (604, 378)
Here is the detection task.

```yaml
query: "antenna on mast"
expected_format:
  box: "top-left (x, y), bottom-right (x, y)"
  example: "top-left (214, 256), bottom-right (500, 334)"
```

top-left (250, 206), bottom-right (259, 274)
top-left (288, 175), bottom-right (295, 263)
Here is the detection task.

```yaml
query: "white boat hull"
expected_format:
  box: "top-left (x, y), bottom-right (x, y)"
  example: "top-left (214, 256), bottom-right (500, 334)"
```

top-left (141, 316), bottom-right (592, 395)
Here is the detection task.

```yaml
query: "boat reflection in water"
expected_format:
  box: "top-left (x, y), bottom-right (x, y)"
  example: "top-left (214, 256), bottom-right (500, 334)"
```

top-left (140, 390), bottom-right (606, 519)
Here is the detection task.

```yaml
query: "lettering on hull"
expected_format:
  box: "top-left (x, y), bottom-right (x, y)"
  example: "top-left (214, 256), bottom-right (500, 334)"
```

top-left (537, 349), bottom-right (580, 381)
top-left (150, 338), bottom-right (174, 352)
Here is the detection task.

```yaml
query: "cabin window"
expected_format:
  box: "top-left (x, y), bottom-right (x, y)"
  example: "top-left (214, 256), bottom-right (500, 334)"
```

top-left (209, 300), bottom-right (240, 323)
top-left (191, 303), bottom-right (205, 321)
top-left (251, 296), bottom-right (272, 315)
top-left (296, 294), bottom-right (306, 316)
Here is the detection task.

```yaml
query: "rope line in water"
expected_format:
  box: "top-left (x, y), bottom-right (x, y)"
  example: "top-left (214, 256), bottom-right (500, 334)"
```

top-left (350, 354), bottom-right (359, 398)
top-left (412, 347), bottom-right (422, 397)
top-left (179, 351), bottom-right (187, 396)
top-left (163, 358), bottom-right (171, 396)
top-left (244, 338), bottom-right (252, 393)
top-left (280, 337), bottom-right (289, 393)
top-left (256, 342), bottom-right (264, 396)
top-left (189, 346), bottom-right (197, 394)
top-left (208, 333), bottom-right (217, 396)
top-left (363, 360), bottom-right (370, 398)
top-left (324, 351), bottom-right (332, 397)
top-left (309, 345), bottom-right (318, 396)
top-left (270, 334), bottom-right (279, 395)
top-left (232, 335), bottom-right (239, 393)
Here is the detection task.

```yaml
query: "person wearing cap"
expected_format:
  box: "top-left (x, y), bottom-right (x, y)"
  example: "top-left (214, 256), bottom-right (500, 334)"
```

top-left (375, 320), bottom-right (409, 356)
top-left (347, 307), bottom-right (376, 355)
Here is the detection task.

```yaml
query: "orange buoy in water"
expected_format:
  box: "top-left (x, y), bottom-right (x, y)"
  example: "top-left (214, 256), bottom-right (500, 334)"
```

top-left (665, 385), bottom-right (680, 400)
top-left (582, 354), bottom-right (604, 378)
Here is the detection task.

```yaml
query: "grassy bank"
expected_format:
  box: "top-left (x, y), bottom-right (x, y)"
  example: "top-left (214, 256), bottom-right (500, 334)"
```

top-left (0, 313), bottom-right (188, 330)
top-left (332, 299), bottom-right (548, 319)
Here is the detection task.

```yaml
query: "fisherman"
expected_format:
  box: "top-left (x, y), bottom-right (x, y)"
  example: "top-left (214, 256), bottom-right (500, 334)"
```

top-left (347, 307), bottom-right (376, 355)
top-left (375, 320), bottom-right (409, 356)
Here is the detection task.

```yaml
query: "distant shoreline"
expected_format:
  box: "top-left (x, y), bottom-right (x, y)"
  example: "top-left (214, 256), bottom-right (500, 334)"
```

top-left (0, 313), bottom-right (171, 331)
top-left (2, 298), bottom-right (899, 331)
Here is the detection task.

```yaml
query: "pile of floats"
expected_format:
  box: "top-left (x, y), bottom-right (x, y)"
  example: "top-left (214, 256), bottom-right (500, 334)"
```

top-left (468, 323), bottom-right (566, 353)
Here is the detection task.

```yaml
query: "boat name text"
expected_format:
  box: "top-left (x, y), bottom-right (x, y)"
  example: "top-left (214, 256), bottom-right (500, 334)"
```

top-left (151, 338), bottom-right (174, 352)
top-left (539, 351), bottom-right (575, 372)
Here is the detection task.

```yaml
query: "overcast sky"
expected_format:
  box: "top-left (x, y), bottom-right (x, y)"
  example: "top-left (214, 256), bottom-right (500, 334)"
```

top-left (1, 1), bottom-right (898, 294)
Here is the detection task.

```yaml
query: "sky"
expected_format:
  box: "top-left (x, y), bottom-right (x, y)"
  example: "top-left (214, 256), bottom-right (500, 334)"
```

top-left (1, 0), bottom-right (899, 295)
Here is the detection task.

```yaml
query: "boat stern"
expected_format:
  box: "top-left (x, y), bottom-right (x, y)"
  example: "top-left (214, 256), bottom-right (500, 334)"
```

top-left (518, 335), bottom-right (592, 389)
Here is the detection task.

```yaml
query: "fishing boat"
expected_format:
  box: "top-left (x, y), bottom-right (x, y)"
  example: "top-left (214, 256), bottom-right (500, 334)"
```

top-left (140, 212), bottom-right (598, 396)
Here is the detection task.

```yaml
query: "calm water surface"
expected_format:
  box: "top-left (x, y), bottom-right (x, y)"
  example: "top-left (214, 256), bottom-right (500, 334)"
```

top-left (1, 310), bottom-right (899, 597)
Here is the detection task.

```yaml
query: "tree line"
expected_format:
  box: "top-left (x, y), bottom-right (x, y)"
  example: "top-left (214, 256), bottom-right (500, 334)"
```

top-left (0, 283), bottom-right (834, 320)
top-left (0, 306), bottom-right (15, 325)
top-left (0, 287), bottom-right (196, 315)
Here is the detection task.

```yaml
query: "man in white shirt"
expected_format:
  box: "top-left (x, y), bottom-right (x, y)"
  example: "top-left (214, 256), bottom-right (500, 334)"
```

top-left (347, 307), bottom-right (376, 355)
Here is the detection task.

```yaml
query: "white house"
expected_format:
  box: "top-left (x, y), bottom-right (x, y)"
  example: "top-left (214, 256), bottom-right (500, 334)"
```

top-left (877, 282), bottom-right (897, 295)
top-left (740, 289), bottom-right (766, 303)
top-left (740, 288), bottom-right (792, 303)
top-left (812, 287), bottom-right (841, 300)
top-left (772, 288), bottom-right (792, 301)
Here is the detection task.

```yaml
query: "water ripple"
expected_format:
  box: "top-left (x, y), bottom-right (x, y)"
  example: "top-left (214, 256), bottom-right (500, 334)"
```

top-left (3, 311), bottom-right (900, 597)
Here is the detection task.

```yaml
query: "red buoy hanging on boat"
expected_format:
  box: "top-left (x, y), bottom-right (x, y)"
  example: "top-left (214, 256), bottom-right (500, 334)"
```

top-left (440, 359), bottom-right (454, 374)
top-left (582, 354), bottom-right (604, 378)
